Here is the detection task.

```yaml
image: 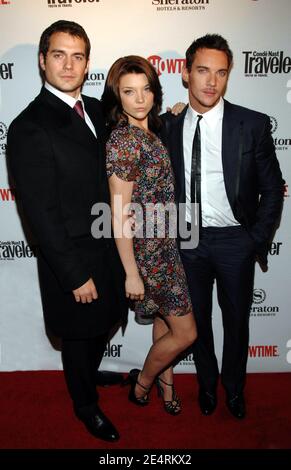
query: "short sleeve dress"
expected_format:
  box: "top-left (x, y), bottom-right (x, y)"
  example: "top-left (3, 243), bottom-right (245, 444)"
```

top-left (106, 122), bottom-right (192, 324)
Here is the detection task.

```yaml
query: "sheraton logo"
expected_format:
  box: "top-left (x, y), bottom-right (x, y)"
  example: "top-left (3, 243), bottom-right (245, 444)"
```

top-left (0, 241), bottom-right (36, 260)
top-left (268, 116), bottom-right (291, 152)
top-left (178, 349), bottom-right (194, 366)
top-left (269, 116), bottom-right (278, 134)
top-left (47, 0), bottom-right (99, 7)
top-left (243, 50), bottom-right (291, 77)
top-left (253, 289), bottom-right (266, 304)
top-left (148, 55), bottom-right (185, 76)
top-left (251, 289), bottom-right (279, 318)
top-left (152, 0), bottom-right (210, 12)
top-left (0, 122), bottom-right (7, 156)
top-left (0, 122), bottom-right (7, 141)
top-left (84, 71), bottom-right (105, 89)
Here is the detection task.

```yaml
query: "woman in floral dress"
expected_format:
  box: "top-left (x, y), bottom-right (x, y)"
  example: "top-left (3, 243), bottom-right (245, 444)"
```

top-left (102, 56), bottom-right (197, 415)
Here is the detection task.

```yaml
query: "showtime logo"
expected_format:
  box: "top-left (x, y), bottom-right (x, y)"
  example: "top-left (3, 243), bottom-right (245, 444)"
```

top-left (248, 345), bottom-right (279, 358)
top-left (0, 241), bottom-right (36, 260)
top-left (0, 0), bottom-right (10, 5)
top-left (0, 188), bottom-right (15, 201)
top-left (147, 55), bottom-right (185, 76)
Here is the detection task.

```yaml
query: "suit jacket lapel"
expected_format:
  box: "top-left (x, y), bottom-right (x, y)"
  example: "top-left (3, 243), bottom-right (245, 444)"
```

top-left (222, 100), bottom-right (243, 209)
top-left (82, 95), bottom-right (105, 139)
top-left (170, 106), bottom-right (188, 204)
top-left (38, 87), bottom-right (98, 153)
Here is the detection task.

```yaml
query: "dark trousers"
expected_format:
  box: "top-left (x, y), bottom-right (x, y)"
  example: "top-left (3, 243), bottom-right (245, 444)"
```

top-left (62, 333), bottom-right (108, 419)
top-left (181, 225), bottom-right (255, 397)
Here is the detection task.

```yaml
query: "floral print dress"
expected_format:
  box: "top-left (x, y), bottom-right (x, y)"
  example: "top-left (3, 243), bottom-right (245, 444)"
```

top-left (106, 122), bottom-right (192, 324)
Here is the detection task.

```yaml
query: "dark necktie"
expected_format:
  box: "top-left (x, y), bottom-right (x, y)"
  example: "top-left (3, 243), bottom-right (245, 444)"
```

top-left (190, 114), bottom-right (203, 225)
top-left (73, 100), bottom-right (85, 119)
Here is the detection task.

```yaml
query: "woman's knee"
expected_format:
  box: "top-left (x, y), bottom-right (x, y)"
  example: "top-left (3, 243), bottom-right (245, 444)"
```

top-left (174, 325), bottom-right (197, 350)
top-left (184, 326), bottom-right (197, 347)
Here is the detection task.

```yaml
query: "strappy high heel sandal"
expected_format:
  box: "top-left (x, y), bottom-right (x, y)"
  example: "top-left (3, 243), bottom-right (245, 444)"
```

top-left (123, 369), bottom-right (150, 406)
top-left (156, 376), bottom-right (181, 415)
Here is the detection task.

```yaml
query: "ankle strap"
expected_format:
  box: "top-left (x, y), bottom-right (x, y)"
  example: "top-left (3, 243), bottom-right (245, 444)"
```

top-left (158, 377), bottom-right (174, 388)
top-left (137, 378), bottom-right (150, 392)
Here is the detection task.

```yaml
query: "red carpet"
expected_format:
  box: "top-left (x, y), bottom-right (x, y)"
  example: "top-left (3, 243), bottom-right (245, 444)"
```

top-left (0, 372), bottom-right (290, 449)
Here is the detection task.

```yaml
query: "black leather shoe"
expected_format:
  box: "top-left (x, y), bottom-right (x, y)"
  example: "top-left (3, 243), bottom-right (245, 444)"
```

top-left (198, 389), bottom-right (217, 416)
top-left (226, 394), bottom-right (246, 419)
top-left (96, 370), bottom-right (124, 387)
top-left (80, 407), bottom-right (120, 441)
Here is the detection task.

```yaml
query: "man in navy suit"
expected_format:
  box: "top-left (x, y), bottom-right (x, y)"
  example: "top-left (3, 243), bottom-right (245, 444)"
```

top-left (162, 34), bottom-right (284, 419)
top-left (8, 20), bottom-right (126, 441)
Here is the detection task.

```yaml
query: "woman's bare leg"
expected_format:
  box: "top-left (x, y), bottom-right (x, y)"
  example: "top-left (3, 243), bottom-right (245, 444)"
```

top-left (135, 312), bottom-right (197, 398)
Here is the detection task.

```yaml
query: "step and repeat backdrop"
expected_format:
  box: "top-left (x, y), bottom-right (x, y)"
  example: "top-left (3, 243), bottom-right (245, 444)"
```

top-left (0, 0), bottom-right (290, 373)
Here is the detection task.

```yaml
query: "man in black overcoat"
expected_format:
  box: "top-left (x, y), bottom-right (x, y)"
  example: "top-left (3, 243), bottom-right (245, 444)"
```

top-left (7, 20), bottom-right (127, 441)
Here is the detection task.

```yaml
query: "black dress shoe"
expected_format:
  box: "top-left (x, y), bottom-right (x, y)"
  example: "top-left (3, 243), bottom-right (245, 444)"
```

top-left (96, 370), bottom-right (124, 386)
top-left (226, 394), bottom-right (246, 419)
top-left (198, 389), bottom-right (217, 416)
top-left (80, 407), bottom-right (120, 441)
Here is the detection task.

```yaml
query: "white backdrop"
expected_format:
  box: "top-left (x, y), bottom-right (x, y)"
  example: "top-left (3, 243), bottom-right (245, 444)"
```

top-left (0, 0), bottom-right (290, 373)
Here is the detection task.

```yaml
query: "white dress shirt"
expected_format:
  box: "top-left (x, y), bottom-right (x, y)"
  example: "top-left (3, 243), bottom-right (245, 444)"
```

top-left (44, 82), bottom-right (97, 138)
top-left (183, 97), bottom-right (239, 227)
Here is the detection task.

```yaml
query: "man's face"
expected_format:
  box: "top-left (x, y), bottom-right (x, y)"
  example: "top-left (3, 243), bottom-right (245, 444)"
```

top-left (39, 31), bottom-right (89, 98)
top-left (182, 48), bottom-right (230, 113)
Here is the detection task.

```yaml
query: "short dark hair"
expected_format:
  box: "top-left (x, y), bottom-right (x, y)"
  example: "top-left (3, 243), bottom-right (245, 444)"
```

top-left (185, 34), bottom-right (233, 71)
top-left (39, 20), bottom-right (91, 60)
top-left (101, 55), bottom-right (163, 132)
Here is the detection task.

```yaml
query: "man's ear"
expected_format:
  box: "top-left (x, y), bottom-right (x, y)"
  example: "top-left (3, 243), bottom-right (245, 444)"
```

top-left (182, 65), bottom-right (189, 84)
top-left (39, 53), bottom-right (45, 71)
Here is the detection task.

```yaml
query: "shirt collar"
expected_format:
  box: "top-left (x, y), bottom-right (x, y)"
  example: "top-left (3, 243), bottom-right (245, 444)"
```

top-left (186, 97), bottom-right (224, 127)
top-left (44, 82), bottom-right (83, 109)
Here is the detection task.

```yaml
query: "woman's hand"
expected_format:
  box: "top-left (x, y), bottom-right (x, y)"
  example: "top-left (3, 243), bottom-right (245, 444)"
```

top-left (125, 274), bottom-right (145, 301)
top-left (166, 102), bottom-right (186, 115)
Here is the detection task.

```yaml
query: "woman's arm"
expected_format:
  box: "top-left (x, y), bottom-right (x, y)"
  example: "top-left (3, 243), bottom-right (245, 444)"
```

top-left (109, 173), bottom-right (145, 301)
